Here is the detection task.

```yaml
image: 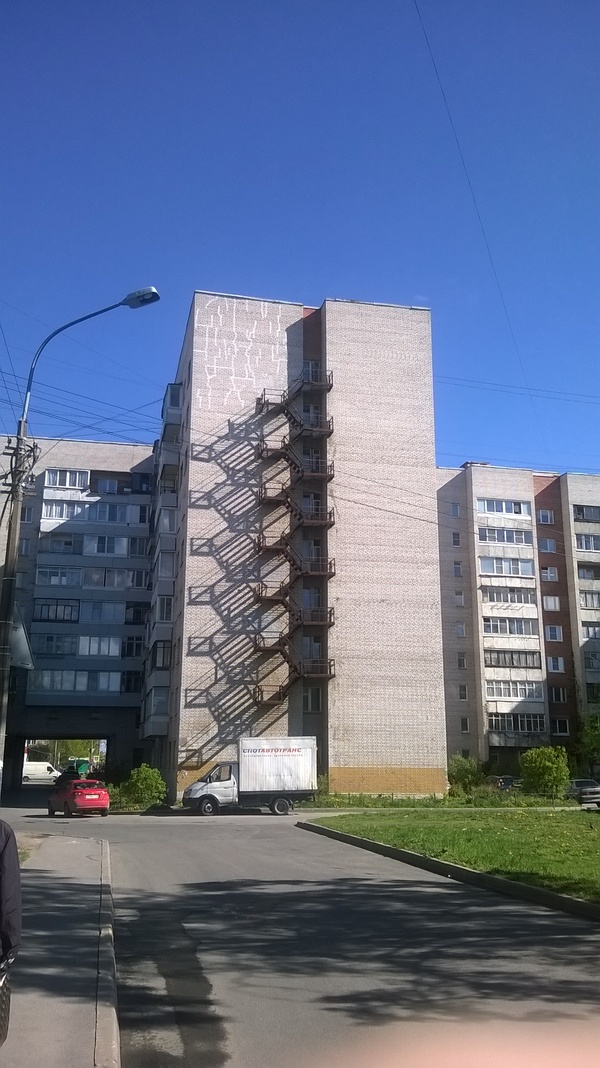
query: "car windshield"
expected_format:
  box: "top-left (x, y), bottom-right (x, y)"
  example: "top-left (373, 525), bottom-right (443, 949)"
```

top-left (74, 781), bottom-right (105, 790)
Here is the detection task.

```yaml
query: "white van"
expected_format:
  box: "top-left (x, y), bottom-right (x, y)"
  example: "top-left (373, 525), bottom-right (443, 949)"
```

top-left (22, 762), bottom-right (59, 785)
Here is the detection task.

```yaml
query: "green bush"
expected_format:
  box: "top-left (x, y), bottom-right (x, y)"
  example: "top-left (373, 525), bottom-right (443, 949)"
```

top-left (447, 754), bottom-right (485, 794)
top-left (520, 746), bottom-right (570, 801)
top-left (109, 764), bottom-right (167, 809)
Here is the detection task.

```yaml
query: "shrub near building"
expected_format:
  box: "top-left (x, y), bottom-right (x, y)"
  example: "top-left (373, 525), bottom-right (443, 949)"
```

top-left (519, 746), bottom-right (570, 801)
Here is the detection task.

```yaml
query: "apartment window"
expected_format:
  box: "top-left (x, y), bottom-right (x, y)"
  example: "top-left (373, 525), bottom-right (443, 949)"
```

top-left (585, 652), bottom-right (600, 669)
top-left (545, 625), bottom-right (563, 641)
top-left (80, 671), bottom-right (121, 693)
top-left (452, 532), bottom-right (461, 547)
top-left (482, 587), bottom-right (536, 605)
top-left (86, 503), bottom-right (128, 523)
top-left (122, 636), bottom-right (144, 659)
top-left (454, 591), bottom-right (464, 607)
top-left (576, 535), bottom-right (600, 552)
top-left (129, 537), bottom-right (148, 556)
top-left (21, 506), bottom-right (32, 524)
top-left (159, 509), bottom-right (176, 533)
top-left (488, 712), bottom-right (545, 732)
top-left (460, 717), bottom-right (470, 733)
top-left (80, 601), bottom-right (126, 624)
top-left (456, 622), bottom-right (466, 638)
top-left (478, 527), bottom-right (533, 545)
top-left (549, 687), bottom-right (567, 704)
top-left (83, 535), bottom-right (128, 556)
top-left (457, 653), bottom-right (467, 669)
top-left (579, 565), bottom-right (600, 580)
top-left (579, 591), bottom-right (600, 609)
top-left (479, 557), bottom-right (535, 577)
top-left (36, 567), bottom-right (81, 587)
top-left (78, 636), bottom-right (120, 657)
top-left (148, 687), bottom-right (169, 715)
top-left (30, 634), bottom-right (78, 657)
top-left (542, 596), bottom-right (560, 611)
top-left (538, 509), bottom-right (554, 524)
top-left (157, 596), bottom-right (173, 622)
top-left (97, 478), bottom-right (118, 494)
top-left (483, 617), bottom-right (539, 636)
top-left (484, 650), bottom-right (541, 668)
top-left (551, 718), bottom-right (570, 736)
top-left (121, 671), bottom-right (143, 694)
top-left (547, 656), bottom-right (565, 672)
top-left (39, 533), bottom-right (84, 554)
top-left (538, 538), bottom-right (556, 553)
top-left (45, 469), bottom-right (88, 489)
top-left (30, 670), bottom-right (76, 692)
top-left (33, 599), bottom-right (79, 622)
top-left (477, 499), bottom-right (531, 516)
top-left (18, 538), bottom-right (29, 557)
top-left (450, 503), bottom-right (460, 518)
top-left (42, 501), bottom-right (85, 520)
top-left (582, 623), bottom-right (600, 639)
top-left (158, 552), bottom-right (175, 578)
top-left (453, 561), bottom-right (462, 577)
top-left (486, 680), bottom-right (543, 700)
top-left (458, 684), bottom-right (468, 701)
top-left (587, 683), bottom-right (600, 703)
top-left (574, 505), bottom-right (600, 522)
top-left (541, 567), bottom-right (558, 581)
top-left (302, 686), bottom-right (322, 712)
top-left (30, 669), bottom-right (118, 693)
top-left (150, 640), bottom-right (172, 669)
top-left (125, 602), bottom-right (147, 625)
top-left (461, 748), bottom-right (470, 758)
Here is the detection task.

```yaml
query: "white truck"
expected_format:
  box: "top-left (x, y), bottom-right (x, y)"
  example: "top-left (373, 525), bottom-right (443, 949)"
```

top-left (181, 736), bottom-right (317, 816)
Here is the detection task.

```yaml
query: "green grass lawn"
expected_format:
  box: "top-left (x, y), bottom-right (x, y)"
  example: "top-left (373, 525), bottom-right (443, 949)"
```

top-left (314, 810), bottom-right (600, 902)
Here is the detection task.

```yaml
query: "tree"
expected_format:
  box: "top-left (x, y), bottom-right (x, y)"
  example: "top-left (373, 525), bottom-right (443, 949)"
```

top-left (577, 717), bottom-right (600, 776)
top-left (447, 754), bottom-right (484, 794)
top-left (519, 746), bottom-right (570, 800)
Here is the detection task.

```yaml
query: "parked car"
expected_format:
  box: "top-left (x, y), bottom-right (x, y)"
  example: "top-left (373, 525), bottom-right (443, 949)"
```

top-left (22, 762), bottom-right (59, 785)
top-left (48, 779), bottom-right (110, 817)
top-left (485, 775), bottom-right (516, 790)
top-left (566, 779), bottom-right (600, 807)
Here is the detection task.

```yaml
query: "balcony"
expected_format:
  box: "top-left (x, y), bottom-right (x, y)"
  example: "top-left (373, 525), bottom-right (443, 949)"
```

top-left (253, 683), bottom-right (294, 707)
top-left (161, 383), bottom-right (183, 428)
top-left (286, 501), bottom-right (335, 528)
top-left (302, 368), bottom-right (333, 391)
top-left (300, 606), bottom-right (334, 626)
top-left (140, 711), bottom-right (168, 738)
top-left (258, 481), bottom-right (288, 505)
top-left (251, 630), bottom-right (288, 653)
top-left (301, 556), bottom-right (336, 577)
top-left (301, 658), bottom-right (335, 678)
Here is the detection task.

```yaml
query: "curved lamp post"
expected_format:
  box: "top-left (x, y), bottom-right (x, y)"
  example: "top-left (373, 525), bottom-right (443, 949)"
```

top-left (0, 287), bottom-right (160, 796)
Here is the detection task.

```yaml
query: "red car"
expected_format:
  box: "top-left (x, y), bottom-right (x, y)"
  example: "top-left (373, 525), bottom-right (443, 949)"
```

top-left (48, 779), bottom-right (110, 818)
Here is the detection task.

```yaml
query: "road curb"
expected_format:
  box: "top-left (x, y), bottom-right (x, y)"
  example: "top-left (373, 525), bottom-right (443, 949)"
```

top-left (296, 820), bottom-right (600, 923)
top-left (95, 840), bottom-right (120, 1068)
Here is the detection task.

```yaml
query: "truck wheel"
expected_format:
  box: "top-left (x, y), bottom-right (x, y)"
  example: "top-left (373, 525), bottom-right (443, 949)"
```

top-left (198, 797), bottom-right (218, 816)
top-left (270, 797), bottom-right (290, 816)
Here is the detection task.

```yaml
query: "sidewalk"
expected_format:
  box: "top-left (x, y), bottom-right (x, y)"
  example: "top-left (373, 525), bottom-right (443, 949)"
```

top-left (2, 835), bottom-right (119, 1068)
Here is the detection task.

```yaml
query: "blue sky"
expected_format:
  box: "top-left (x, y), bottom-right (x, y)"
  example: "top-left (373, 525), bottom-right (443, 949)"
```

top-left (1, 0), bottom-right (599, 472)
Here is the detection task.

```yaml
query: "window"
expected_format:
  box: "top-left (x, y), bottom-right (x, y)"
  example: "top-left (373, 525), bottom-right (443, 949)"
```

top-left (551, 718), bottom-right (570, 736)
top-left (18, 538), bottom-right (29, 556)
top-left (587, 683), bottom-right (600, 703)
top-left (39, 533), bottom-right (84, 554)
top-left (452, 532), bottom-right (461, 547)
top-left (483, 617), bottom-right (539, 636)
top-left (477, 499), bottom-right (531, 516)
top-left (579, 565), bottom-right (600, 580)
top-left (461, 748), bottom-right (470, 758)
top-left (137, 505), bottom-right (149, 524)
top-left (456, 623), bottom-right (466, 638)
top-left (78, 636), bottom-right (121, 657)
top-left (537, 509), bottom-right (554, 524)
top-left (478, 527), bottom-right (533, 545)
top-left (125, 602), bottom-right (147, 624)
top-left (30, 634), bottom-right (78, 657)
top-left (482, 587), bottom-right (536, 604)
top-left (80, 601), bottom-right (126, 623)
top-left (576, 535), bottom-right (600, 552)
top-left (486, 680), bottom-right (543, 700)
top-left (157, 597), bottom-right (173, 622)
top-left (545, 624), bottom-right (563, 641)
top-left (488, 712), bottom-right (545, 732)
top-left (453, 561), bottom-right (462, 577)
top-left (159, 509), bottom-right (176, 533)
top-left (86, 503), bottom-right (128, 523)
top-left (303, 686), bottom-right (322, 712)
top-left (30, 670), bottom-right (76, 691)
top-left (97, 478), bottom-right (118, 494)
top-left (158, 552), bottom-right (175, 578)
top-left (541, 567), bottom-right (558, 581)
top-left (83, 535), bottom-right (128, 556)
top-left (460, 717), bottom-right (470, 733)
top-left (484, 650), bottom-right (541, 668)
top-left (42, 501), bottom-right (85, 520)
top-left (123, 636), bottom-right (144, 659)
top-left (458, 684), bottom-right (468, 700)
top-left (580, 591), bottom-right (600, 609)
top-left (454, 591), bottom-right (464, 607)
top-left (121, 671), bottom-right (143, 693)
top-left (582, 622), bottom-right (600, 639)
top-left (543, 596), bottom-right (560, 611)
top-left (450, 503), bottom-right (460, 518)
top-left (547, 656), bottom-right (565, 672)
top-left (585, 652), bottom-right (600, 669)
top-left (148, 687), bottom-right (169, 715)
top-left (45, 469), bottom-right (88, 489)
top-left (538, 538), bottom-right (556, 553)
top-left (479, 557), bottom-right (535, 577)
top-left (549, 687), bottom-right (567, 704)
top-left (129, 537), bottom-right (148, 557)
top-left (574, 505), bottom-right (600, 522)
top-left (457, 653), bottom-right (467, 669)
top-left (33, 599), bottom-right (79, 622)
top-left (21, 506), bottom-right (32, 524)
top-left (36, 567), bottom-right (81, 587)
top-left (150, 640), bottom-right (171, 668)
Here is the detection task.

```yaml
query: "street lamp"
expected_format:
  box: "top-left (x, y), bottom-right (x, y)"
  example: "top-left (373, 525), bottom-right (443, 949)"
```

top-left (0, 287), bottom-right (160, 796)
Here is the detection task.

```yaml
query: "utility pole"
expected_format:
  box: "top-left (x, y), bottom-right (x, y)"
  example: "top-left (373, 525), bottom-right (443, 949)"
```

top-left (0, 287), bottom-right (160, 799)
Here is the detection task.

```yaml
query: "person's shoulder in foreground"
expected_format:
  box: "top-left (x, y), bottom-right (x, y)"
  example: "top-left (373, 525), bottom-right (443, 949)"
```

top-left (0, 821), bottom-right (21, 967)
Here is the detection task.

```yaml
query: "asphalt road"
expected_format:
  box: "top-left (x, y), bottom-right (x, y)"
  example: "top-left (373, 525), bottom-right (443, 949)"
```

top-left (5, 793), bottom-right (600, 1068)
